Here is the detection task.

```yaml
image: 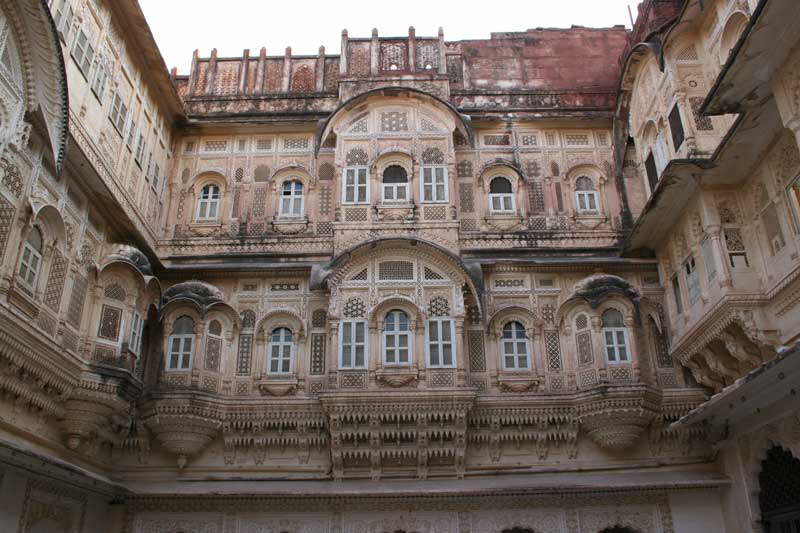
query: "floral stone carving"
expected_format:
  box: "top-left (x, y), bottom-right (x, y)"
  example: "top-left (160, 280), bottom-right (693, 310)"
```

top-left (576, 385), bottom-right (660, 450)
top-left (143, 399), bottom-right (221, 468)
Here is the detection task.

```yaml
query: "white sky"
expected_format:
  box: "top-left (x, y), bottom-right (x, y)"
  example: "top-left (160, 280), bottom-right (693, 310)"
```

top-left (140, 0), bottom-right (638, 74)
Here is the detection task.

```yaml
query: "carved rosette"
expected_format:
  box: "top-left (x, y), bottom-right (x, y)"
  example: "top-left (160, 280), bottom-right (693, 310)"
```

top-left (59, 382), bottom-right (130, 451)
top-left (143, 401), bottom-right (221, 468)
top-left (576, 386), bottom-right (661, 450)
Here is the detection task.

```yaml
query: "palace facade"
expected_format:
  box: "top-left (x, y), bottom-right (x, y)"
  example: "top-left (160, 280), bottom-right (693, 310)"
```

top-left (0, 0), bottom-right (798, 531)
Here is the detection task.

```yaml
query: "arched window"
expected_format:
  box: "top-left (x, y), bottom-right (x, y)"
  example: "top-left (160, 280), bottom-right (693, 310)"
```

top-left (575, 176), bottom-right (599, 214)
top-left (501, 321), bottom-right (529, 370)
top-left (279, 180), bottom-right (304, 217)
top-left (167, 316), bottom-right (194, 370)
top-left (759, 446), bottom-right (800, 531)
top-left (267, 327), bottom-right (293, 374)
top-left (489, 177), bottom-right (515, 213)
top-left (383, 310), bottom-right (411, 365)
top-left (195, 184), bottom-right (220, 221)
top-left (382, 165), bottom-right (409, 203)
top-left (601, 309), bottom-right (630, 363)
top-left (18, 227), bottom-right (44, 290)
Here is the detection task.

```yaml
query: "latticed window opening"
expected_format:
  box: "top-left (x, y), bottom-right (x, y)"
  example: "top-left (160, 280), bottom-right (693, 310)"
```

top-left (343, 297), bottom-right (366, 318)
top-left (378, 260), bottom-right (414, 281)
top-left (350, 268), bottom-right (368, 281)
top-left (311, 309), bottom-right (327, 328)
top-left (104, 283), bottom-right (126, 302)
top-left (380, 42), bottom-right (407, 71)
top-left (428, 296), bottom-right (450, 317)
top-left (545, 330), bottom-right (562, 370)
top-left (424, 267), bottom-right (443, 280)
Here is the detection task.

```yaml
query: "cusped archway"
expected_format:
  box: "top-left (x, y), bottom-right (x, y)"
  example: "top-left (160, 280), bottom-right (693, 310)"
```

top-left (315, 87), bottom-right (474, 153)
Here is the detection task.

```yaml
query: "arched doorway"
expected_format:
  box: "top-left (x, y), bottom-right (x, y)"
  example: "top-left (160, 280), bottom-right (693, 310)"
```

top-left (759, 445), bottom-right (800, 532)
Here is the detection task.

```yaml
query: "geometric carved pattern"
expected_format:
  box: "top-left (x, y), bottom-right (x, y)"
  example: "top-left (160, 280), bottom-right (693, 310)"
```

top-left (650, 319), bottom-right (672, 368)
top-left (345, 148), bottom-right (368, 166)
top-left (609, 366), bottom-right (632, 381)
top-left (690, 96), bottom-right (714, 131)
top-left (461, 219), bottom-right (478, 232)
top-left (424, 205), bottom-right (447, 220)
top-left (484, 135), bottom-right (511, 146)
top-left (415, 41), bottom-right (440, 70)
top-left (545, 330), bottom-right (562, 371)
top-left (459, 183), bottom-right (474, 213)
top-left (529, 181), bottom-right (545, 213)
top-left (457, 160), bottom-right (473, 178)
top-left (378, 260), bottom-right (414, 280)
top-left (344, 208), bottom-right (368, 222)
top-left (43, 249), bottom-right (67, 312)
top-left (580, 367), bottom-right (598, 388)
top-left (0, 157), bottom-right (22, 197)
top-left (423, 267), bottom-right (443, 280)
top-left (241, 310), bottom-right (256, 329)
top-left (236, 334), bottom-right (253, 375)
top-left (67, 275), bottom-right (88, 329)
top-left (0, 195), bottom-right (14, 262)
top-left (577, 330), bottom-right (593, 366)
top-left (319, 162), bottom-right (335, 181)
top-left (380, 42), bottom-right (407, 71)
top-left (380, 112), bottom-right (408, 132)
top-left (97, 304), bottom-right (122, 341)
top-left (340, 371), bottom-right (367, 389)
top-left (104, 283), bottom-right (126, 301)
top-left (429, 371), bottom-right (454, 387)
top-left (252, 186), bottom-right (267, 218)
top-left (421, 147), bottom-right (444, 165)
top-left (290, 65), bottom-right (315, 92)
top-left (205, 337), bottom-right (221, 371)
top-left (724, 228), bottom-right (745, 251)
top-left (310, 333), bottom-right (326, 375)
top-left (428, 296), bottom-right (450, 317)
top-left (468, 330), bottom-right (486, 371)
top-left (319, 186), bottom-right (331, 216)
top-left (312, 309), bottom-right (327, 328)
top-left (343, 297), bottom-right (366, 318)
top-left (542, 305), bottom-right (555, 324)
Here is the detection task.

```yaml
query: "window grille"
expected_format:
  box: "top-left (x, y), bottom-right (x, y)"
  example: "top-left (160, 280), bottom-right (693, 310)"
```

top-left (378, 261), bottom-right (414, 281)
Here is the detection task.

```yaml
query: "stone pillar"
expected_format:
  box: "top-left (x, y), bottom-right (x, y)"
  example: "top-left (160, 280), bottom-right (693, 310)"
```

top-left (408, 26), bottom-right (416, 73)
top-left (237, 49), bottom-right (249, 94)
top-left (339, 30), bottom-right (348, 75)
top-left (281, 47), bottom-right (292, 93)
top-left (370, 28), bottom-right (379, 76)
top-left (255, 47), bottom-right (266, 95)
top-left (187, 49), bottom-right (199, 95)
top-left (455, 319), bottom-right (466, 385)
top-left (205, 48), bottom-right (217, 95)
top-left (437, 27), bottom-right (447, 75)
top-left (315, 46), bottom-right (325, 92)
top-left (707, 224), bottom-right (732, 289)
